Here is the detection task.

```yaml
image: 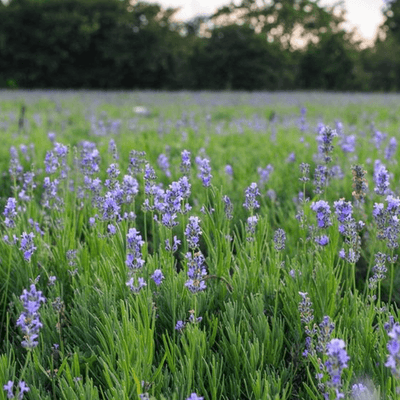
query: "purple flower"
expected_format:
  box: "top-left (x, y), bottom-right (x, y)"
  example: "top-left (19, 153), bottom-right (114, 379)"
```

top-left (315, 235), bottom-right (329, 246)
top-left (185, 216), bottom-right (202, 250)
top-left (175, 320), bottom-right (186, 331)
top-left (126, 277), bottom-right (147, 293)
top-left (351, 383), bottom-right (369, 399)
top-left (273, 228), bottom-right (286, 251)
top-left (19, 232), bottom-right (36, 261)
top-left (223, 195), bottom-right (233, 220)
top-left (313, 165), bottom-right (328, 195)
top-left (243, 183), bottom-right (260, 211)
top-left (186, 394), bottom-right (203, 400)
top-left (16, 284), bottom-right (46, 349)
top-left (225, 164), bottom-right (233, 178)
top-left (246, 215), bottom-right (258, 240)
top-left (385, 322), bottom-right (400, 377)
top-left (157, 153), bottom-right (171, 178)
top-left (311, 200), bottom-right (332, 229)
top-left (3, 198), bottom-right (17, 228)
top-left (18, 382), bottom-right (30, 400)
top-left (385, 137), bottom-right (397, 161)
top-left (196, 157), bottom-right (212, 187)
top-left (108, 224), bottom-right (116, 235)
top-left (317, 125), bottom-right (337, 164)
top-left (180, 150), bottom-right (191, 175)
top-left (48, 276), bottom-right (57, 286)
top-left (334, 199), bottom-right (353, 224)
top-left (374, 161), bottom-right (390, 196)
top-left (3, 381), bottom-right (14, 399)
top-left (324, 339), bottom-right (350, 397)
top-left (165, 236), bottom-right (181, 252)
top-left (185, 252), bottom-right (207, 293)
top-left (151, 269), bottom-right (165, 286)
top-left (257, 164), bottom-right (273, 187)
top-left (125, 228), bottom-right (145, 270)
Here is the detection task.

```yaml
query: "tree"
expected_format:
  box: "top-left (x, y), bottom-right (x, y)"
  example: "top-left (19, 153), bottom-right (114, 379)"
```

top-left (211, 0), bottom-right (346, 51)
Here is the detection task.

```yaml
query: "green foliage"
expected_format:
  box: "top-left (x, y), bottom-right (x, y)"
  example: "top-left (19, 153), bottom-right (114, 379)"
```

top-left (1, 91), bottom-right (400, 399)
top-left (0, 0), bottom-right (399, 90)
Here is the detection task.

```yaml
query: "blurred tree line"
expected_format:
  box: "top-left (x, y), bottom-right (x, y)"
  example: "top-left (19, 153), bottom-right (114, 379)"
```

top-left (0, 0), bottom-right (399, 91)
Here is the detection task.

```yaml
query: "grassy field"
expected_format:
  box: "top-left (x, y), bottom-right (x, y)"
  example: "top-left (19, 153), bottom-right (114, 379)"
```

top-left (1, 90), bottom-right (400, 400)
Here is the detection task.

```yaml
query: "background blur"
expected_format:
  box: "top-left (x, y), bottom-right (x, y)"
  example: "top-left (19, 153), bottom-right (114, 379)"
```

top-left (0, 0), bottom-right (399, 91)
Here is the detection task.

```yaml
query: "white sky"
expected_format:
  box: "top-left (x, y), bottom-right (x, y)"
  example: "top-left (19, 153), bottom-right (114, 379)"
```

top-left (149, 0), bottom-right (386, 45)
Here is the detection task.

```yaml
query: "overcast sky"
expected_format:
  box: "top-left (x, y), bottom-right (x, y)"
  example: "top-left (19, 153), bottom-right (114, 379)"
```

top-left (148, 0), bottom-right (386, 45)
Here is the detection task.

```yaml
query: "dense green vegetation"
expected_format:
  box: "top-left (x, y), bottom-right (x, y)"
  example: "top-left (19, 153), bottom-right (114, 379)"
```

top-left (1, 91), bottom-right (400, 399)
top-left (1, 0), bottom-right (400, 91)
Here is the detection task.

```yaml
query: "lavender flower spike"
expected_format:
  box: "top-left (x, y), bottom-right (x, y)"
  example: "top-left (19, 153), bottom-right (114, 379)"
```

top-left (325, 338), bottom-right (350, 399)
top-left (186, 394), bottom-right (204, 400)
top-left (385, 322), bottom-right (400, 378)
top-left (311, 200), bottom-right (332, 229)
top-left (16, 284), bottom-right (46, 349)
top-left (185, 216), bottom-right (202, 250)
top-left (243, 183), bottom-right (260, 211)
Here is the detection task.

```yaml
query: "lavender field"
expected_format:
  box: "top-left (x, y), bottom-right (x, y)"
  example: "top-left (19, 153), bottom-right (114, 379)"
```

top-left (1, 90), bottom-right (400, 400)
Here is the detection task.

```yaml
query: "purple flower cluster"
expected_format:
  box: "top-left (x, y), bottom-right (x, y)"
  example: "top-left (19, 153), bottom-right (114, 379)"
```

top-left (16, 284), bottom-right (46, 349)
top-left (9, 146), bottom-right (23, 179)
top-left (225, 164), bottom-right (233, 179)
top-left (315, 235), bottom-right (329, 247)
top-left (128, 150), bottom-right (147, 176)
top-left (316, 316), bottom-right (335, 354)
top-left (185, 216), bottom-right (202, 250)
top-left (385, 322), bottom-right (400, 378)
top-left (44, 142), bottom-right (69, 178)
top-left (339, 134), bottom-right (356, 153)
top-left (42, 176), bottom-right (63, 211)
top-left (108, 138), bottom-right (119, 160)
top-left (125, 228), bottom-right (147, 293)
top-left (3, 198), bottom-right (17, 228)
top-left (273, 228), bottom-right (286, 251)
top-left (19, 232), bottom-right (36, 261)
top-left (351, 165), bottom-right (368, 202)
top-left (373, 195), bottom-right (400, 248)
top-left (298, 292), bottom-right (316, 357)
top-left (299, 162), bottom-right (310, 183)
top-left (157, 153), bottom-right (171, 178)
top-left (185, 251), bottom-right (207, 293)
top-left (126, 276), bottom-right (147, 293)
top-left (324, 339), bottom-right (350, 399)
top-left (373, 160), bottom-right (390, 196)
top-left (243, 183), bottom-right (260, 211)
top-left (223, 195), bottom-right (233, 220)
top-left (152, 177), bottom-right (191, 228)
top-left (165, 236), bottom-right (181, 253)
top-left (334, 198), bottom-right (362, 263)
top-left (180, 150), bottom-right (191, 175)
top-left (186, 393), bottom-right (203, 400)
top-left (334, 199), bottom-right (353, 232)
top-left (257, 164), bottom-right (273, 188)
top-left (385, 137), bottom-right (397, 161)
top-left (313, 165), bottom-right (328, 195)
top-left (79, 141), bottom-right (100, 176)
top-left (3, 381), bottom-right (30, 399)
top-left (196, 157), bottom-right (212, 187)
top-left (311, 200), bottom-right (332, 229)
top-left (246, 216), bottom-right (258, 241)
top-left (151, 269), bottom-right (165, 286)
top-left (19, 172), bottom-right (36, 202)
top-left (317, 125), bottom-right (337, 164)
top-left (125, 228), bottom-right (145, 270)
top-left (369, 252), bottom-right (388, 290)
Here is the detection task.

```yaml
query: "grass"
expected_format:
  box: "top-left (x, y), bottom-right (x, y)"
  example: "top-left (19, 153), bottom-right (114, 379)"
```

top-left (1, 90), bottom-right (400, 399)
